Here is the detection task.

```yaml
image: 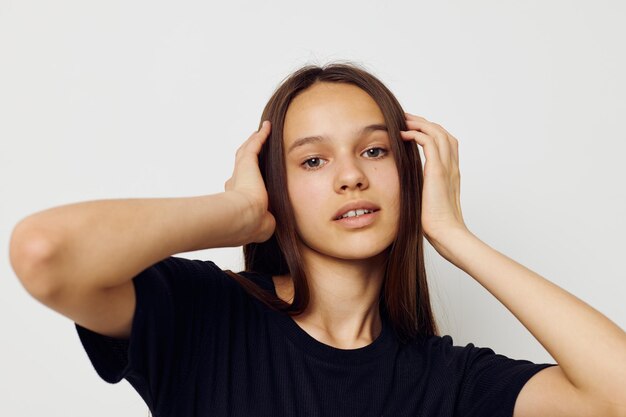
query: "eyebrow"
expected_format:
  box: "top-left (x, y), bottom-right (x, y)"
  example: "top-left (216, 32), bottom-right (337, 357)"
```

top-left (287, 123), bottom-right (388, 154)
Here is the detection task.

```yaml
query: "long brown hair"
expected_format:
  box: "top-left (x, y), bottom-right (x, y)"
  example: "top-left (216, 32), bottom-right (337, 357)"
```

top-left (224, 61), bottom-right (439, 344)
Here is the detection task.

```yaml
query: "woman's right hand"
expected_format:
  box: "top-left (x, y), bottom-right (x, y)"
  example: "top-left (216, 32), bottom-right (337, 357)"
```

top-left (224, 120), bottom-right (276, 244)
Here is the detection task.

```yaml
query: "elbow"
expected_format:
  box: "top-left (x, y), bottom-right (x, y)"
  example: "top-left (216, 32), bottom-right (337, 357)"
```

top-left (9, 218), bottom-right (63, 299)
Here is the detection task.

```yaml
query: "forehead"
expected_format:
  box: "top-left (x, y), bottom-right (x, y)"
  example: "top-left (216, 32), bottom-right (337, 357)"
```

top-left (283, 83), bottom-right (385, 145)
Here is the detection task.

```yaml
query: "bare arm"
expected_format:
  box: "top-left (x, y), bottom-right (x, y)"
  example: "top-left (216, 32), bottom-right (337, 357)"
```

top-left (10, 193), bottom-right (259, 296)
top-left (10, 121), bottom-right (274, 298)
top-left (401, 114), bottom-right (626, 417)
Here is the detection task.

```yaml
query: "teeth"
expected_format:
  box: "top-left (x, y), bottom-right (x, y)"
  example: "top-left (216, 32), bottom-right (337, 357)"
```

top-left (339, 209), bottom-right (373, 219)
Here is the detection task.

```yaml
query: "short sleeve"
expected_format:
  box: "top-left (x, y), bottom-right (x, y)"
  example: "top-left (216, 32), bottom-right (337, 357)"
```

top-left (435, 335), bottom-right (557, 417)
top-left (74, 256), bottom-right (228, 413)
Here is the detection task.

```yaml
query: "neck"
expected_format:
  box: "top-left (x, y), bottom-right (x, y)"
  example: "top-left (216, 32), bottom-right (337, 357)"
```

top-left (273, 246), bottom-right (387, 349)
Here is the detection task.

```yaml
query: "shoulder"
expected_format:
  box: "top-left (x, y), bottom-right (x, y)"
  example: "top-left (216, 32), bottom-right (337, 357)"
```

top-left (131, 256), bottom-right (244, 304)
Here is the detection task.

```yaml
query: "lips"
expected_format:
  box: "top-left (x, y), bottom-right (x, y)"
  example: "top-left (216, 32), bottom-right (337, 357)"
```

top-left (332, 200), bottom-right (381, 220)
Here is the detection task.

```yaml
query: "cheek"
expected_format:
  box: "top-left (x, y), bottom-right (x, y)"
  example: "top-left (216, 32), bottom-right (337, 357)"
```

top-left (376, 168), bottom-right (402, 224)
top-left (373, 165), bottom-right (400, 197)
top-left (287, 174), bottom-right (328, 222)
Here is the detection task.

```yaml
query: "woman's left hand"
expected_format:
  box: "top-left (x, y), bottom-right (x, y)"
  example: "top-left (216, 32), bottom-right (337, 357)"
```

top-left (400, 113), bottom-right (469, 249)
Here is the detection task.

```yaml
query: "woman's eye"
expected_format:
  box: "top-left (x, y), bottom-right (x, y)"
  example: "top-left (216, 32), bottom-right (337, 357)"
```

top-left (300, 147), bottom-right (388, 171)
top-left (302, 157), bottom-right (326, 170)
top-left (364, 147), bottom-right (387, 158)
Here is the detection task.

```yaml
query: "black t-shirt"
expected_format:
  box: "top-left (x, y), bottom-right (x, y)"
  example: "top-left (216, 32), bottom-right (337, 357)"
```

top-left (74, 256), bottom-right (556, 417)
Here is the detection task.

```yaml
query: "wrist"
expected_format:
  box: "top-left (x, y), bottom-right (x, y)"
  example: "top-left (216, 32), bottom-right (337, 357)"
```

top-left (427, 227), bottom-right (476, 264)
top-left (221, 191), bottom-right (263, 246)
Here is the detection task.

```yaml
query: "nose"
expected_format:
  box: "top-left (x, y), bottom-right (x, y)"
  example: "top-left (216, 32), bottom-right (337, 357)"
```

top-left (334, 157), bottom-right (369, 192)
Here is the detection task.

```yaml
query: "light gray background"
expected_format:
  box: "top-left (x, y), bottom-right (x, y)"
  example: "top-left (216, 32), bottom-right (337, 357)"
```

top-left (1, 1), bottom-right (624, 416)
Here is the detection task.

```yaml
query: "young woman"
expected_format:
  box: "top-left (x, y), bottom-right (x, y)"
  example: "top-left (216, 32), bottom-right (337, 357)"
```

top-left (10, 63), bottom-right (626, 417)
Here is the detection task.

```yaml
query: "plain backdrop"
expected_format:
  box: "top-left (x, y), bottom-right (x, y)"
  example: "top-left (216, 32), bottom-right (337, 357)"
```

top-left (1, 0), bottom-right (625, 416)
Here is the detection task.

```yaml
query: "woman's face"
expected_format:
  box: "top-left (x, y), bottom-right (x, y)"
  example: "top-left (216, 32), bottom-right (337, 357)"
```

top-left (282, 82), bottom-right (401, 261)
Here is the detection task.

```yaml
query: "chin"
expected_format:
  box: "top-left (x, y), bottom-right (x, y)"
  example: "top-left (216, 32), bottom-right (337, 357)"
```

top-left (301, 239), bottom-right (393, 261)
top-left (334, 250), bottom-right (390, 261)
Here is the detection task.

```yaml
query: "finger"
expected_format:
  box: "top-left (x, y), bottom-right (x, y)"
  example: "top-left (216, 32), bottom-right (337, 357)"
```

top-left (245, 120), bottom-right (271, 145)
top-left (449, 135), bottom-right (459, 170)
top-left (237, 121), bottom-right (272, 158)
top-left (248, 120), bottom-right (271, 153)
top-left (404, 119), bottom-right (452, 169)
top-left (256, 120), bottom-right (271, 135)
top-left (404, 113), bottom-right (462, 183)
top-left (399, 129), bottom-right (443, 173)
top-left (404, 114), bottom-right (459, 165)
top-left (426, 122), bottom-right (460, 172)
